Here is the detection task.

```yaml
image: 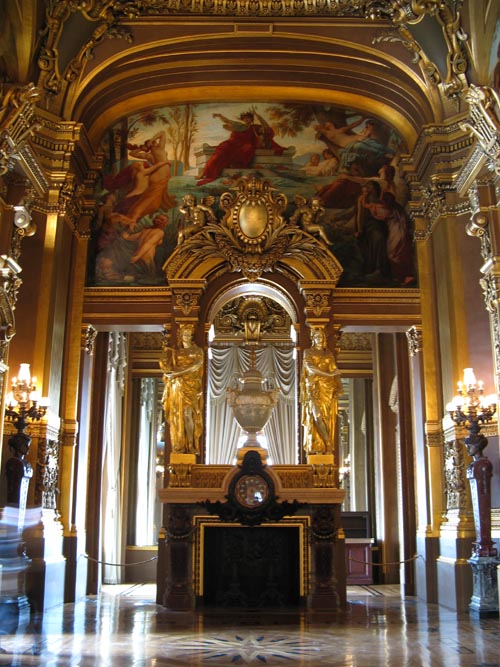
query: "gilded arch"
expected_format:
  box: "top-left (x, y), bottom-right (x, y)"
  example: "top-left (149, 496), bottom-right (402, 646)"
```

top-left (163, 176), bottom-right (343, 329)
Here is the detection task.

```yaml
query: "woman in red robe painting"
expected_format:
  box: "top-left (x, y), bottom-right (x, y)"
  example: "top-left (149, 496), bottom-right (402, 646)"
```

top-left (197, 109), bottom-right (285, 185)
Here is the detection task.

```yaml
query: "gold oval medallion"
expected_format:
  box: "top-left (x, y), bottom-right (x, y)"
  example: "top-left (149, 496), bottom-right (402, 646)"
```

top-left (239, 202), bottom-right (268, 239)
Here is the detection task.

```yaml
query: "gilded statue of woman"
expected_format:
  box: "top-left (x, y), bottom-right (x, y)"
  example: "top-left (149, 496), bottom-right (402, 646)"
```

top-left (300, 326), bottom-right (343, 455)
top-left (160, 324), bottom-right (204, 455)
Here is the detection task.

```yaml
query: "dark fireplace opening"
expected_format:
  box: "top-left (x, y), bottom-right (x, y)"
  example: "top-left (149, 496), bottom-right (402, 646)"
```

top-left (203, 526), bottom-right (301, 608)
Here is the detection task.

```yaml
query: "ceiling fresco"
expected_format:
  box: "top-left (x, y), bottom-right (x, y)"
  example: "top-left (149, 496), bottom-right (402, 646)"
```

top-left (88, 101), bottom-right (416, 289)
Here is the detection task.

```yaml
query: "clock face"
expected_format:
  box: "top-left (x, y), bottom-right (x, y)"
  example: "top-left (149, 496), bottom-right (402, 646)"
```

top-left (234, 474), bottom-right (269, 508)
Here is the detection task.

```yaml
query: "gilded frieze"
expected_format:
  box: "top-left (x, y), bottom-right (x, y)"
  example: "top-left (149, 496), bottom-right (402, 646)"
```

top-left (190, 467), bottom-right (231, 488)
top-left (339, 332), bottom-right (372, 351)
top-left (275, 468), bottom-right (314, 488)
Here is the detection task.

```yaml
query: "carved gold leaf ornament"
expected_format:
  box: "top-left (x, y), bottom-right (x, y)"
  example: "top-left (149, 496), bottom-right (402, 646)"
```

top-left (173, 177), bottom-right (310, 280)
top-left (460, 85), bottom-right (500, 177)
top-left (238, 200), bottom-right (269, 243)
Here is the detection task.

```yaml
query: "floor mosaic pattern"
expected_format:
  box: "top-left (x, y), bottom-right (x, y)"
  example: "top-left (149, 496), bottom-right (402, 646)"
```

top-left (1, 585), bottom-right (500, 666)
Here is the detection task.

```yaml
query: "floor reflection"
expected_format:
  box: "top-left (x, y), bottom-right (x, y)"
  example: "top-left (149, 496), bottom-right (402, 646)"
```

top-left (1, 585), bottom-right (500, 666)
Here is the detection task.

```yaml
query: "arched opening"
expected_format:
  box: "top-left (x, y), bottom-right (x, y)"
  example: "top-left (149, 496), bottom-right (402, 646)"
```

top-left (206, 283), bottom-right (299, 465)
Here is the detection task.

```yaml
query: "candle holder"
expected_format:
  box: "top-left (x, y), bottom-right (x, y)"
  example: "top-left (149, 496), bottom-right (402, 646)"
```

top-left (446, 367), bottom-right (499, 617)
top-left (5, 363), bottom-right (48, 505)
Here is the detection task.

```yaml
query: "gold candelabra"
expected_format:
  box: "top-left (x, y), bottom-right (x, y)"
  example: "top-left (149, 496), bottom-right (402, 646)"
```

top-left (5, 363), bottom-right (49, 439)
top-left (446, 368), bottom-right (496, 456)
top-left (445, 367), bottom-right (499, 618)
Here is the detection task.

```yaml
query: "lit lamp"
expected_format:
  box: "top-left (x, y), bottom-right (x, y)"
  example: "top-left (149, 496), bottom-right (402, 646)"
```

top-left (446, 367), bottom-right (499, 617)
top-left (5, 363), bottom-right (48, 467)
top-left (6, 363), bottom-right (49, 435)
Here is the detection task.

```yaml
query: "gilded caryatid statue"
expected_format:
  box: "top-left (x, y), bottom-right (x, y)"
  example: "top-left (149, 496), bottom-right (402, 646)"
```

top-left (160, 324), bottom-right (204, 455)
top-left (300, 326), bottom-right (343, 456)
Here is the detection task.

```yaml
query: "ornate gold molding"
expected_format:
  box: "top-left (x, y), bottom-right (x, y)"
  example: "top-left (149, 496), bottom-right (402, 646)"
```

top-left (164, 176), bottom-right (342, 286)
top-left (460, 85), bottom-right (500, 177)
top-left (425, 420), bottom-right (444, 448)
top-left (368, 0), bottom-right (467, 98)
top-left (339, 332), bottom-right (372, 351)
top-left (38, 1), bottom-right (133, 97)
top-left (0, 84), bottom-right (49, 195)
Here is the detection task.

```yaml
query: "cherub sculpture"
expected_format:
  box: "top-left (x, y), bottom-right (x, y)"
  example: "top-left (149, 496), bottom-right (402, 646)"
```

top-left (290, 195), bottom-right (332, 245)
top-left (177, 193), bottom-right (216, 244)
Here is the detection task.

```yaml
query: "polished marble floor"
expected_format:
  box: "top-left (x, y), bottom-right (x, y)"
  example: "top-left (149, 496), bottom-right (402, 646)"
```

top-left (1, 584), bottom-right (500, 666)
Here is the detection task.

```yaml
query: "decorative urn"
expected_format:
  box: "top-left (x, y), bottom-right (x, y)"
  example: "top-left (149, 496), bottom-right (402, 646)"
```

top-left (226, 358), bottom-right (279, 454)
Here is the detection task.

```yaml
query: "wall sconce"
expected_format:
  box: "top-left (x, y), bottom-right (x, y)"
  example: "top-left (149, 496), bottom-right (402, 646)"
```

top-left (6, 363), bottom-right (49, 441)
top-left (446, 367), bottom-right (499, 617)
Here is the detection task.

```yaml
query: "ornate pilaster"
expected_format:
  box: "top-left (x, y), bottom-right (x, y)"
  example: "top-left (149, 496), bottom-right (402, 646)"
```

top-left (0, 85), bottom-right (49, 385)
top-left (462, 180), bottom-right (500, 399)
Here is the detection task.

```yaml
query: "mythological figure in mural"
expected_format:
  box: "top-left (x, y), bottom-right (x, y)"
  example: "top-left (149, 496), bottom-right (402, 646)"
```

top-left (197, 109), bottom-right (286, 185)
top-left (301, 149), bottom-right (339, 177)
top-left (160, 324), bottom-right (204, 455)
top-left (122, 214), bottom-right (168, 273)
top-left (300, 326), bottom-right (342, 455)
top-left (102, 130), bottom-right (175, 228)
top-left (356, 180), bottom-right (391, 280)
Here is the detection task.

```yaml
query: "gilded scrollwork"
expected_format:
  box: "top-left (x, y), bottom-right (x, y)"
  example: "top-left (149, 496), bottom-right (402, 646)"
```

top-left (311, 463), bottom-right (336, 488)
top-left (460, 85), bottom-right (500, 176)
top-left (168, 462), bottom-right (193, 487)
top-left (0, 84), bottom-right (42, 178)
top-left (304, 291), bottom-right (331, 318)
top-left (367, 0), bottom-right (467, 98)
top-left (58, 177), bottom-right (87, 229)
top-left (466, 210), bottom-right (492, 263)
top-left (133, 0), bottom-right (364, 16)
top-left (38, 1), bottom-right (134, 97)
top-left (167, 176), bottom-right (340, 283)
top-left (174, 290), bottom-right (202, 316)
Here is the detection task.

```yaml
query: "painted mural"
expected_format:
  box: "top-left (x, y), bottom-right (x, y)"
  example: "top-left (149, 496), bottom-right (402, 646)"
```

top-left (88, 102), bottom-right (416, 288)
